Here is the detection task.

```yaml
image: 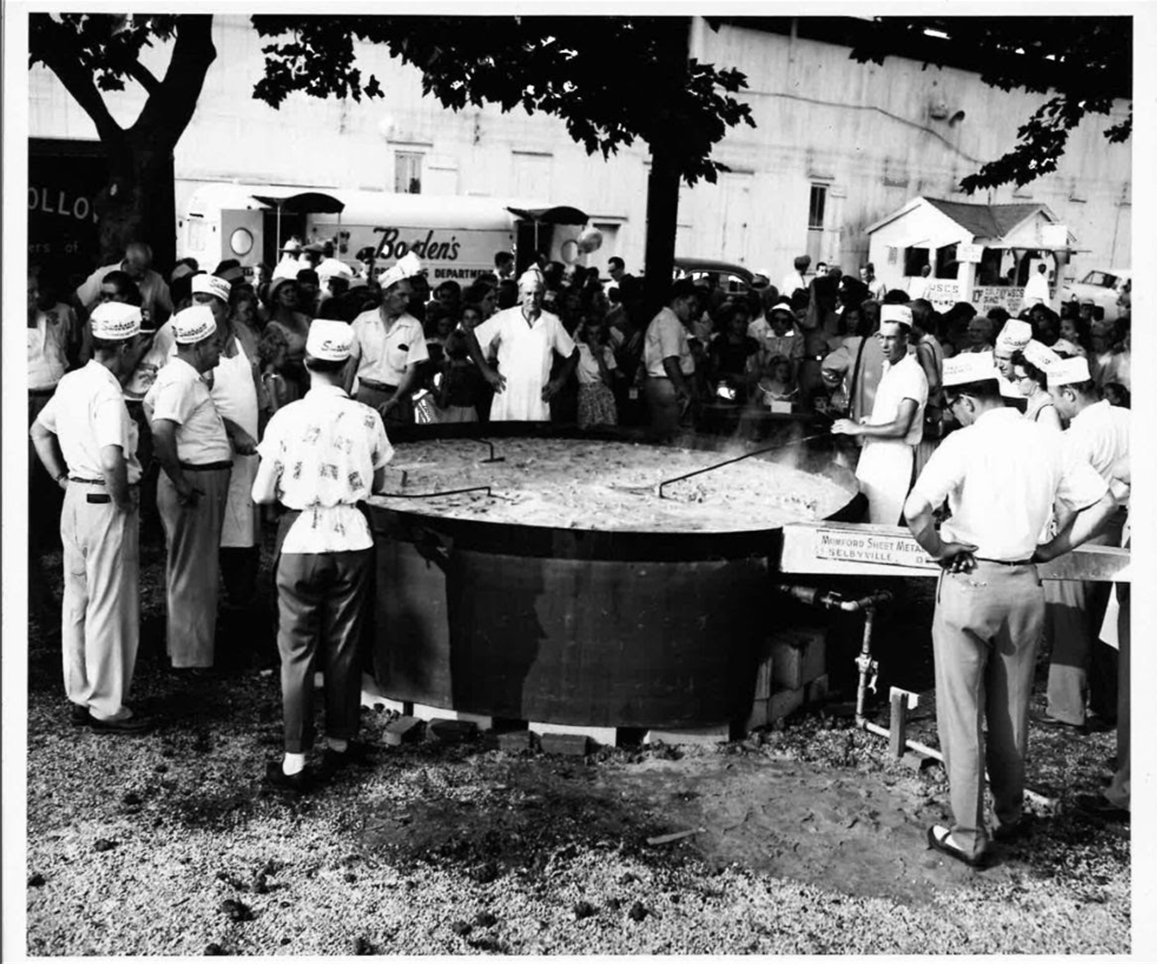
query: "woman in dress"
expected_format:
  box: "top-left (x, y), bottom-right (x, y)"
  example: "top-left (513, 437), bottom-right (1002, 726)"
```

top-left (257, 277), bottom-right (311, 413)
top-left (1010, 349), bottom-right (1062, 431)
top-left (574, 313), bottom-right (619, 428)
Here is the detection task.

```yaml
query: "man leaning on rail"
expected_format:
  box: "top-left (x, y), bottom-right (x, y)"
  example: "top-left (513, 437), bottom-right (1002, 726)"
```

top-left (902, 351), bottom-right (1117, 868)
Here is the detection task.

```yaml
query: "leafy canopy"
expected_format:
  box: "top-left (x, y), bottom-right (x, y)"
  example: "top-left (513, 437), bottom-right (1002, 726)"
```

top-left (250, 15), bottom-right (756, 186)
top-left (849, 16), bottom-right (1131, 192)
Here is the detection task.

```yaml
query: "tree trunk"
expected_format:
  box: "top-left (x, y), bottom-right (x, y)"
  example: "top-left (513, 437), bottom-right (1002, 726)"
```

top-left (643, 147), bottom-right (681, 315)
top-left (95, 141), bottom-right (178, 269)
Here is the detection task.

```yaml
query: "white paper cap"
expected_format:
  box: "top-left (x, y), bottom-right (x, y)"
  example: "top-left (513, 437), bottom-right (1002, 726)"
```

top-left (90, 302), bottom-right (142, 341)
top-left (517, 267), bottom-right (546, 292)
top-left (1050, 338), bottom-right (1081, 358)
top-left (191, 273), bottom-right (231, 302)
top-left (1022, 340), bottom-right (1060, 371)
top-left (1048, 355), bottom-right (1092, 387)
top-left (769, 301), bottom-right (795, 316)
top-left (880, 304), bottom-right (913, 327)
top-left (305, 319), bottom-right (353, 361)
top-left (380, 251), bottom-right (424, 290)
top-left (995, 318), bottom-right (1033, 351)
top-left (171, 304), bottom-right (217, 345)
top-left (318, 259), bottom-right (354, 283)
top-left (942, 350), bottom-right (999, 387)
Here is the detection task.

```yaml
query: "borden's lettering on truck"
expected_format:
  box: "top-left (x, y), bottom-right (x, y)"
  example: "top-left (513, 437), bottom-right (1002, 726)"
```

top-left (366, 224), bottom-right (510, 282)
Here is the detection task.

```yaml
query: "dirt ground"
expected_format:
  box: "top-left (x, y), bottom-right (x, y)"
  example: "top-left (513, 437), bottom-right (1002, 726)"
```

top-left (22, 529), bottom-right (1131, 956)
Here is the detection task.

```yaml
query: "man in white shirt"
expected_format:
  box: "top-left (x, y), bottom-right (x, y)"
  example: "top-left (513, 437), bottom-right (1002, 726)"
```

top-left (904, 351), bottom-right (1115, 867)
top-left (780, 255), bottom-right (810, 300)
top-left (145, 305), bottom-right (232, 671)
top-left (1022, 263), bottom-right (1051, 308)
top-left (466, 268), bottom-right (579, 421)
top-left (76, 241), bottom-right (174, 328)
top-left (1041, 356), bottom-right (1130, 730)
top-left (831, 305), bottom-right (928, 525)
top-left (859, 262), bottom-right (889, 302)
top-left (349, 252), bottom-right (429, 426)
top-left (252, 320), bottom-right (393, 793)
top-left (30, 302), bottom-right (151, 733)
top-left (907, 264), bottom-right (932, 301)
top-left (642, 279), bottom-right (700, 438)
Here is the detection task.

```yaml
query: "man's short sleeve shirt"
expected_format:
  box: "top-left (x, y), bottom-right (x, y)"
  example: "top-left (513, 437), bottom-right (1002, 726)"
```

top-left (144, 356), bottom-right (231, 464)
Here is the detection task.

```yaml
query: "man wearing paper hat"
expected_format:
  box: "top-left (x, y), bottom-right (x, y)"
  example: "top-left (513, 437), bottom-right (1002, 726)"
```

top-left (251, 318), bottom-right (393, 793)
top-left (192, 273), bottom-right (264, 626)
top-left (991, 317), bottom-right (1034, 407)
top-left (464, 266), bottom-right (580, 422)
top-left (831, 303), bottom-right (928, 525)
top-left (901, 348), bottom-right (1117, 867)
top-left (144, 305), bottom-right (233, 671)
top-left (1041, 351), bottom-right (1130, 733)
top-left (30, 302), bottom-right (152, 733)
top-left (348, 251), bottom-right (430, 426)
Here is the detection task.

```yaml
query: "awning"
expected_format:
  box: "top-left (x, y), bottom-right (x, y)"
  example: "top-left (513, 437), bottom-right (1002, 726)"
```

top-left (250, 190), bottom-right (345, 215)
top-left (505, 205), bottom-right (588, 225)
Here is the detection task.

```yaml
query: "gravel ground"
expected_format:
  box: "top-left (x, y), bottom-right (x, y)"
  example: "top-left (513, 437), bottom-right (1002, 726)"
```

top-left (23, 533), bottom-right (1131, 956)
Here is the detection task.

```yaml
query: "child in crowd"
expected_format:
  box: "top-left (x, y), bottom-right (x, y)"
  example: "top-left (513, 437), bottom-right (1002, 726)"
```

top-left (433, 329), bottom-right (484, 423)
top-left (754, 354), bottom-right (798, 407)
top-left (574, 314), bottom-right (619, 428)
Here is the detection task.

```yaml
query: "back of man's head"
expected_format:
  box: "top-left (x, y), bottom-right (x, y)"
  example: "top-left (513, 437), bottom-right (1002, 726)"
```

top-left (793, 255), bottom-right (811, 272)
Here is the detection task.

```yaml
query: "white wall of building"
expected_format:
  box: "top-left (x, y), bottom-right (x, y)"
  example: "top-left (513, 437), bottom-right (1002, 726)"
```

top-left (28, 16), bottom-right (1130, 281)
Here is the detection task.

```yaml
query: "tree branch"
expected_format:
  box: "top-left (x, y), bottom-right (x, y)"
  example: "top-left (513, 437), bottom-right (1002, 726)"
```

top-left (122, 57), bottom-right (160, 94)
top-left (30, 14), bottom-right (124, 144)
top-left (129, 14), bottom-right (217, 148)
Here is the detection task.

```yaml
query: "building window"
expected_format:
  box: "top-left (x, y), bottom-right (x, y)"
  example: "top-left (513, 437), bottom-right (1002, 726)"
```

top-left (808, 184), bottom-right (827, 230)
top-left (935, 243), bottom-right (958, 279)
top-left (395, 152), bottom-right (423, 194)
top-left (904, 247), bottom-right (930, 277)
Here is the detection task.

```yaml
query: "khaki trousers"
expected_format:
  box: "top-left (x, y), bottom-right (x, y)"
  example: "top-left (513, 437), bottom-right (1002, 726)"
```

top-left (1044, 516), bottom-right (1124, 725)
top-left (276, 548), bottom-right (372, 753)
top-left (60, 485), bottom-right (140, 721)
top-left (157, 467), bottom-right (230, 668)
top-left (932, 562), bottom-right (1045, 858)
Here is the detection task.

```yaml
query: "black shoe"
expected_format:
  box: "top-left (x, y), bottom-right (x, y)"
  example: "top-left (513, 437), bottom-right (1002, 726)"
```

top-left (318, 742), bottom-right (373, 781)
top-left (1072, 793), bottom-right (1129, 821)
top-left (991, 814), bottom-right (1037, 844)
top-left (1032, 712), bottom-right (1087, 734)
top-left (927, 825), bottom-right (989, 869)
top-left (263, 761), bottom-right (309, 795)
top-left (70, 704), bottom-right (91, 727)
top-left (87, 712), bottom-right (153, 735)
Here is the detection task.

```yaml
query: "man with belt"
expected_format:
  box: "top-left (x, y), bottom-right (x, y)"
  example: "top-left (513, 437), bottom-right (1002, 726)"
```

top-left (145, 305), bottom-right (232, 671)
top-left (30, 302), bottom-right (151, 733)
top-left (1041, 355), bottom-right (1130, 730)
top-left (252, 320), bottom-right (393, 793)
top-left (466, 267), bottom-right (578, 423)
top-left (349, 251), bottom-right (429, 426)
top-left (831, 304), bottom-right (928, 525)
top-left (641, 279), bottom-right (700, 438)
top-left (903, 351), bottom-right (1115, 867)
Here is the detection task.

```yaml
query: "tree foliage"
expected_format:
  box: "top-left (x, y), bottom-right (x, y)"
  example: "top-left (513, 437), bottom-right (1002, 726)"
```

top-left (250, 15), bottom-right (756, 186)
top-left (849, 16), bottom-right (1131, 193)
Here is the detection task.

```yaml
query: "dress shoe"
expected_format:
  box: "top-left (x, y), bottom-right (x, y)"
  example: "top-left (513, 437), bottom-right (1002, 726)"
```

top-left (318, 742), bottom-right (373, 781)
top-left (927, 825), bottom-right (990, 869)
top-left (1072, 793), bottom-right (1129, 821)
top-left (263, 761), bottom-right (309, 795)
top-left (87, 712), bottom-right (153, 735)
top-left (70, 704), bottom-right (91, 727)
top-left (1032, 712), bottom-right (1087, 734)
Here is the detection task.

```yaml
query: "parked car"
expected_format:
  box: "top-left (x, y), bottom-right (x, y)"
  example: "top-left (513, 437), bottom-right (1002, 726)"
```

top-left (673, 258), bottom-right (755, 295)
top-left (1061, 268), bottom-right (1131, 321)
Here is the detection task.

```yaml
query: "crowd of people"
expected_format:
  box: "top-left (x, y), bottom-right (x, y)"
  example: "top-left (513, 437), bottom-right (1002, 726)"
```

top-left (27, 239), bottom-right (1131, 848)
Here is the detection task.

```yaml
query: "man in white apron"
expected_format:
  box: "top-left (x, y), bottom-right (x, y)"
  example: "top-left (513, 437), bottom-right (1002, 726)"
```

top-left (193, 274), bottom-right (262, 628)
top-left (466, 268), bottom-right (578, 421)
top-left (831, 304), bottom-right (928, 525)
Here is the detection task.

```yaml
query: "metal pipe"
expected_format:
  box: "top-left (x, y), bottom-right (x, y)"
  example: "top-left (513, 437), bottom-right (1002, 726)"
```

top-left (379, 485), bottom-right (492, 499)
top-left (862, 721), bottom-right (942, 761)
top-left (477, 439), bottom-right (504, 463)
top-left (657, 434), bottom-right (830, 499)
top-left (854, 605), bottom-right (879, 726)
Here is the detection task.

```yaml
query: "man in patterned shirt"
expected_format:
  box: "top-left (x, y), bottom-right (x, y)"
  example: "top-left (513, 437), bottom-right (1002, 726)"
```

top-left (252, 320), bottom-right (393, 793)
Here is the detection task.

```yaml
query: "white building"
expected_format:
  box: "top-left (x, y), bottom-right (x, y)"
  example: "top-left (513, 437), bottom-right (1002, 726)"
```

top-left (27, 15), bottom-right (1131, 281)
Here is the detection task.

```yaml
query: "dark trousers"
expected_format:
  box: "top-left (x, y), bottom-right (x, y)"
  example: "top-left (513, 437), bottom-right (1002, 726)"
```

top-left (220, 546), bottom-right (260, 609)
top-left (276, 549), bottom-right (372, 753)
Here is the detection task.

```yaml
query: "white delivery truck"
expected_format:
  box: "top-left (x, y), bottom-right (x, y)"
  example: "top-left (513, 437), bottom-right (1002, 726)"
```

top-left (177, 183), bottom-right (594, 282)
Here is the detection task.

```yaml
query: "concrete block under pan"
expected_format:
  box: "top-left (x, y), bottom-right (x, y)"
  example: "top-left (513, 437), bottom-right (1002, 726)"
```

top-left (529, 720), bottom-right (617, 747)
top-left (643, 724), bottom-right (731, 746)
top-left (409, 702), bottom-right (493, 730)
